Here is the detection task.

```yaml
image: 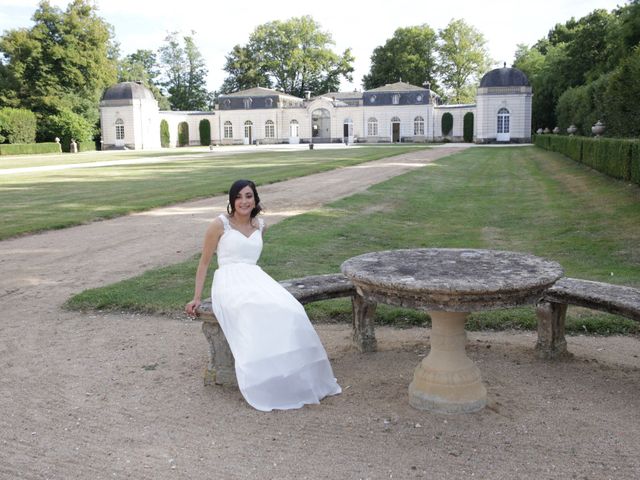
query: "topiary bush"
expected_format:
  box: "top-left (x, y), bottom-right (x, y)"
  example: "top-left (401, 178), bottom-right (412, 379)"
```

top-left (178, 122), bottom-right (189, 147)
top-left (160, 120), bottom-right (170, 148)
top-left (441, 112), bottom-right (453, 137)
top-left (463, 112), bottom-right (474, 142)
top-left (199, 119), bottom-right (211, 146)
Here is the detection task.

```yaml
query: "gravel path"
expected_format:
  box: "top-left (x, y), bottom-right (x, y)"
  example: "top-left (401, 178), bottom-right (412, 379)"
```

top-left (1, 145), bottom-right (639, 480)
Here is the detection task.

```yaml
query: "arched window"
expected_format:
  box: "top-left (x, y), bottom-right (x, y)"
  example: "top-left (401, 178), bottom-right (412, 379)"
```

top-left (414, 116), bottom-right (424, 136)
top-left (115, 118), bottom-right (124, 140)
top-left (392, 94), bottom-right (400, 105)
top-left (243, 98), bottom-right (253, 109)
top-left (244, 120), bottom-right (253, 139)
top-left (265, 120), bottom-right (275, 138)
top-left (367, 117), bottom-right (378, 136)
top-left (224, 121), bottom-right (233, 139)
top-left (497, 108), bottom-right (510, 133)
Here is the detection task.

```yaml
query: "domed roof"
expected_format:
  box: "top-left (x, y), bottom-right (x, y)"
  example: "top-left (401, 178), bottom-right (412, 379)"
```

top-left (102, 81), bottom-right (155, 101)
top-left (479, 65), bottom-right (530, 88)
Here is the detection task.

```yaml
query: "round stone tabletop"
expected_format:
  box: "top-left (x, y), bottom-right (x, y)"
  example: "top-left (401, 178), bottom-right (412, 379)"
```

top-left (341, 248), bottom-right (563, 312)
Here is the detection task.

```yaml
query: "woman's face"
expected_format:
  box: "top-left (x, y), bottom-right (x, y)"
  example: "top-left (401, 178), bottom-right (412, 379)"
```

top-left (233, 185), bottom-right (256, 216)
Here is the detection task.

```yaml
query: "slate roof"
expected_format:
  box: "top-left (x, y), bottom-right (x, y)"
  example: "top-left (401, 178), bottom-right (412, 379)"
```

top-left (479, 66), bottom-right (530, 88)
top-left (221, 87), bottom-right (301, 101)
top-left (102, 82), bottom-right (155, 101)
top-left (366, 81), bottom-right (428, 92)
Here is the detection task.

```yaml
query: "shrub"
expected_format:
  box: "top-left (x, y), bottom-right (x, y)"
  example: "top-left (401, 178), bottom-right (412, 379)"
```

top-left (178, 122), bottom-right (189, 147)
top-left (40, 109), bottom-right (94, 152)
top-left (441, 112), bottom-right (453, 136)
top-left (199, 119), bottom-right (211, 146)
top-left (0, 108), bottom-right (37, 144)
top-left (463, 112), bottom-right (474, 142)
top-left (160, 120), bottom-right (170, 148)
top-left (0, 142), bottom-right (62, 156)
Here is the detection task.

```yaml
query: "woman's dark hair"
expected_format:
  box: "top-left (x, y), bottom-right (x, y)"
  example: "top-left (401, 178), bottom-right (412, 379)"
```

top-left (227, 179), bottom-right (262, 218)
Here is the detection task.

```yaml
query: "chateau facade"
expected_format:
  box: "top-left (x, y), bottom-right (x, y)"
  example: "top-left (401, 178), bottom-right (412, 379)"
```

top-left (99, 66), bottom-right (532, 150)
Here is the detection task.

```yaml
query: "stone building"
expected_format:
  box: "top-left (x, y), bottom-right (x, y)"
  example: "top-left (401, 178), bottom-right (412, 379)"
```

top-left (99, 66), bottom-right (532, 150)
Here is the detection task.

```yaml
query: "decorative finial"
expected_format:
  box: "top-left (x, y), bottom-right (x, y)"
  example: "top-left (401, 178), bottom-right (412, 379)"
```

top-left (503, 62), bottom-right (506, 68)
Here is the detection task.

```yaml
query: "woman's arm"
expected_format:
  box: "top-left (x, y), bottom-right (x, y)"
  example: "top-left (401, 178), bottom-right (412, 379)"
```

top-left (185, 218), bottom-right (224, 317)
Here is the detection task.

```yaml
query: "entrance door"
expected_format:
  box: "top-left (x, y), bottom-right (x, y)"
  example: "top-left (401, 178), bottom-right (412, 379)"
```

top-left (497, 108), bottom-right (510, 142)
top-left (343, 119), bottom-right (353, 144)
top-left (392, 122), bottom-right (400, 142)
top-left (244, 121), bottom-right (253, 145)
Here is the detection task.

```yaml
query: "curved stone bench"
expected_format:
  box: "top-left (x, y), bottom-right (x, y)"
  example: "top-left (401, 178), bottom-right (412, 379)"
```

top-left (196, 273), bottom-right (376, 386)
top-left (536, 277), bottom-right (640, 359)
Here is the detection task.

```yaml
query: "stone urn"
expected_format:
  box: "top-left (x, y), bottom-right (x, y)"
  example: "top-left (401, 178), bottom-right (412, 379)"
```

top-left (543, 127), bottom-right (551, 134)
top-left (536, 128), bottom-right (543, 135)
top-left (567, 124), bottom-right (577, 136)
top-left (552, 126), bottom-right (560, 134)
top-left (592, 120), bottom-right (606, 137)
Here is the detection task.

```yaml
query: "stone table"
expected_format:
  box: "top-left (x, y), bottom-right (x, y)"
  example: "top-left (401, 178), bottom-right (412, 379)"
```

top-left (341, 248), bottom-right (563, 413)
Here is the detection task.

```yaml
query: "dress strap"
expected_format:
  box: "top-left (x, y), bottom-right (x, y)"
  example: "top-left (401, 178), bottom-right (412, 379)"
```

top-left (218, 214), bottom-right (230, 231)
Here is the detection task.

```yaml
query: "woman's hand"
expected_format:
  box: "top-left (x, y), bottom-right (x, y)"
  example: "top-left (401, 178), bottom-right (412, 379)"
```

top-left (185, 299), bottom-right (201, 318)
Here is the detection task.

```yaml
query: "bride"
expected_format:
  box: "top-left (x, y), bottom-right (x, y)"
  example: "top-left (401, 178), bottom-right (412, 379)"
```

top-left (185, 179), bottom-right (341, 411)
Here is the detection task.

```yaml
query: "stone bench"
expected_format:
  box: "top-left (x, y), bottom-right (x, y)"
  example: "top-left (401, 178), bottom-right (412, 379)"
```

top-left (196, 273), bottom-right (377, 386)
top-left (535, 277), bottom-right (640, 359)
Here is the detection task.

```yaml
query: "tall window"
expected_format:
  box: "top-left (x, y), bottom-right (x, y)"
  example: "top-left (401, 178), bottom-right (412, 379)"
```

top-left (414, 116), bottom-right (424, 136)
top-left (243, 98), bottom-right (253, 109)
top-left (115, 118), bottom-right (124, 140)
top-left (244, 120), bottom-right (253, 139)
top-left (497, 108), bottom-right (510, 133)
top-left (367, 117), bottom-right (378, 136)
top-left (224, 121), bottom-right (233, 139)
top-left (265, 120), bottom-right (275, 138)
top-left (392, 94), bottom-right (400, 105)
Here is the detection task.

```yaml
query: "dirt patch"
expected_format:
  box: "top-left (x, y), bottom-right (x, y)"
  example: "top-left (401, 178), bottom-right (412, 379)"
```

top-left (1, 146), bottom-right (639, 479)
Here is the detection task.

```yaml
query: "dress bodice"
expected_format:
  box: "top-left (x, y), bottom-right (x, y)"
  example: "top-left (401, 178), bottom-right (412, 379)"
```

top-left (216, 214), bottom-right (264, 266)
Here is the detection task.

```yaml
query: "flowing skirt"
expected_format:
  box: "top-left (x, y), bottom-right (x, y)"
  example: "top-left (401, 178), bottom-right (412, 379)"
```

top-left (211, 263), bottom-right (341, 411)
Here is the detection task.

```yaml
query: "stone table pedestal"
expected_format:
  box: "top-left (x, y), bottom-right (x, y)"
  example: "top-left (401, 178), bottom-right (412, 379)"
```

top-left (341, 248), bottom-right (563, 414)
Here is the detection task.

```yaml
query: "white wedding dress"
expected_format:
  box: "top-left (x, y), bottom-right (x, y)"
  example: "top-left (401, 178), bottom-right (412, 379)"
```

top-left (211, 214), bottom-right (341, 411)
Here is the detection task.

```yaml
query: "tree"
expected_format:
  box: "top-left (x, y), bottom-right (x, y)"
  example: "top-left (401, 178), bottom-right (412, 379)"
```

top-left (118, 49), bottom-right (170, 109)
top-left (0, 0), bottom-right (118, 139)
top-left (436, 19), bottom-right (492, 104)
top-left (158, 32), bottom-right (210, 111)
top-left (363, 25), bottom-right (438, 91)
top-left (220, 44), bottom-right (272, 94)
top-left (221, 16), bottom-right (354, 97)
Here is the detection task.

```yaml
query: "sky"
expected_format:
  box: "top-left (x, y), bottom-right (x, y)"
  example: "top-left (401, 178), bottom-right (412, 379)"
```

top-left (0, 0), bottom-right (628, 93)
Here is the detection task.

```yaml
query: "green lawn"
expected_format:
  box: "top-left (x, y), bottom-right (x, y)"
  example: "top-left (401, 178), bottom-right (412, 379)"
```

top-left (66, 146), bottom-right (640, 335)
top-left (0, 145), bottom-right (425, 239)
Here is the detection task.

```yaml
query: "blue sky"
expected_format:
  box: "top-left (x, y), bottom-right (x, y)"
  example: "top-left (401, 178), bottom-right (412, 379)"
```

top-left (0, 0), bottom-right (627, 92)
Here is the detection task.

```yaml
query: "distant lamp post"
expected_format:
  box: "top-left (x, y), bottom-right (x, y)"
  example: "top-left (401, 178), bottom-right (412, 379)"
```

top-left (592, 120), bottom-right (606, 137)
top-left (552, 126), bottom-right (560, 134)
top-left (567, 124), bottom-right (577, 136)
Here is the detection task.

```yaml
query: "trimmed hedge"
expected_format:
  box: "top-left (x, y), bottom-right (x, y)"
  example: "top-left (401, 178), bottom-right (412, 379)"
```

top-left (0, 142), bottom-right (62, 156)
top-left (78, 141), bottom-right (96, 152)
top-left (178, 122), bottom-right (189, 147)
top-left (535, 135), bottom-right (639, 185)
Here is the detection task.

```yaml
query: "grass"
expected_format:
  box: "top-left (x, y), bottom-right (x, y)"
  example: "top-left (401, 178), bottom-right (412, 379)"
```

top-left (65, 146), bottom-right (640, 335)
top-left (0, 145), bottom-right (425, 240)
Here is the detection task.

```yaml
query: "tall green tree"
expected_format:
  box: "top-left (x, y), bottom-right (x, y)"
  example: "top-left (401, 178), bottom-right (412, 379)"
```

top-left (363, 25), bottom-right (439, 91)
top-left (0, 0), bottom-right (118, 139)
top-left (436, 19), bottom-right (492, 104)
top-left (158, 32), bottom-right (210, 110)
top-left (118, 49), bottom-right (170, 109)
top-left (221, 16), bottom-right (354, 97)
